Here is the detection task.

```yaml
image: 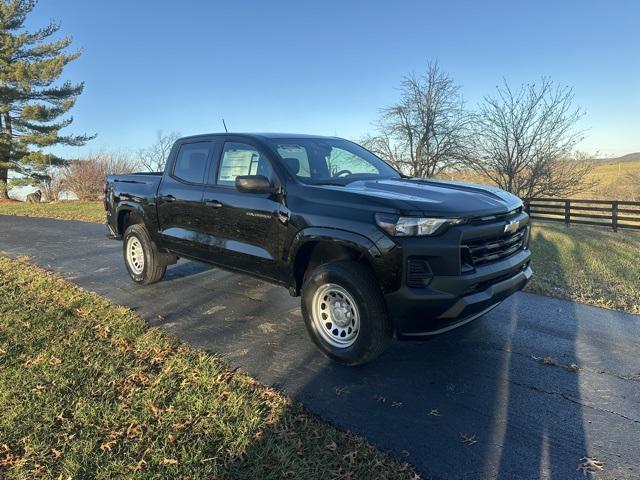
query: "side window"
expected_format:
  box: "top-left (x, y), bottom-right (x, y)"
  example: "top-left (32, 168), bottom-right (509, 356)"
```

top-left (217, 142), bottom-right (273, 186)
top-left (172, 142), bottom-right (211, 184)
top-left (327, 147), bottom-right (379, 176)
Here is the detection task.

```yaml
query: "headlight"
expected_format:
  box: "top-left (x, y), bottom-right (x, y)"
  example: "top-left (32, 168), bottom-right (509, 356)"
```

top-left (375, 213), bottom-right (464, 236)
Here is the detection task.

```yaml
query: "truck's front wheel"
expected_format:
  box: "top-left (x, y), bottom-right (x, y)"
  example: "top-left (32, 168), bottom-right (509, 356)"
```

top-left (123, 224), bottom-right (167, 285)
top-left (301, 261), bottom-right (392, 366)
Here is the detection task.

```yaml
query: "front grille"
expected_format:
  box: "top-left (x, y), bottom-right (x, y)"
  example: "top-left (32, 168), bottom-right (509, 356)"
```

top-left (462, 227), bottom-right (527, 267)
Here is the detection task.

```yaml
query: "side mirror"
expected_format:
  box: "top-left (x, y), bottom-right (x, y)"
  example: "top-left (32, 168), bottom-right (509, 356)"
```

top-left (235, 175), bottom-right (275, 194)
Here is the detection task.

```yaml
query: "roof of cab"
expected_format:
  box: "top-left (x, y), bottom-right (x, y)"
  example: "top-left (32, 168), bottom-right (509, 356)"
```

top-left (177, 132), bottom-right (340, 142)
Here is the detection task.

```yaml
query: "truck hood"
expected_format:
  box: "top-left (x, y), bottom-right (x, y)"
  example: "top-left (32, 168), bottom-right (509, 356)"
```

top-left (316, 178), bottom-right (523, 217)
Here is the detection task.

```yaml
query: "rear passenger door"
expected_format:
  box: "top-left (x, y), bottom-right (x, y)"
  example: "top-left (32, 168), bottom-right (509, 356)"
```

top-left (156, 140), bottom-right (218, 257)
top-left (200, 139), bottom-right (286, 281)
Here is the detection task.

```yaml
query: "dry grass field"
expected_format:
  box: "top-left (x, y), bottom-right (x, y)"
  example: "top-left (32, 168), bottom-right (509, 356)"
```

top-left (579, 160), bottom-right (640, 200)
top-left (439, 159), bottom-right (640, 201)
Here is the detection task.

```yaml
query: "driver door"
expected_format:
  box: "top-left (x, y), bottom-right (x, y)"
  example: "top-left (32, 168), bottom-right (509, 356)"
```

top-left (200, 140), bottom-right (287, 282)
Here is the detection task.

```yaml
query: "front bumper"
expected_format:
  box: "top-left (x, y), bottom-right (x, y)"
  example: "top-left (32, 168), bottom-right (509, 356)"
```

top-left (385, 248), bottom-right (532, 339)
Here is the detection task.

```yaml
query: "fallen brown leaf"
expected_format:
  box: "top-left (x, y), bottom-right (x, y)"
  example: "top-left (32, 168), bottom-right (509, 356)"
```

top-left (126, 423), bottom-right (143, 439)
top-left (577, 457), bottom-right (604, 475)
top-left (49, 356), bottom-right (62, 366)
top-left (131, 458), bottom-right (147, 473)
top-left (335, 386), bottom-right (350, 396)
top-left (460, 433), bottom-right (477, 445)
top-left (533, 355), bottom-right (580, 373)
top-left (343, 451), bottom-right (356, 464)
top-left (148, 403), bottom-right (162, 417)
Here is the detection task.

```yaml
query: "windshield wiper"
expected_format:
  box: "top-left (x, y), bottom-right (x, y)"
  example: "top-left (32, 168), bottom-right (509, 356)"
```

top-left (309, 180), bottom-right (347, 186)
top-left (309, 175), bottom-right (400, 186)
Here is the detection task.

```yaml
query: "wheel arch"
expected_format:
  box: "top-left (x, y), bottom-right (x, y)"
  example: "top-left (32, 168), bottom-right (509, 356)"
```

top-left (288, 227), bottom-right (382, 296)
top-left (116, 202), bottom-right (146, 236)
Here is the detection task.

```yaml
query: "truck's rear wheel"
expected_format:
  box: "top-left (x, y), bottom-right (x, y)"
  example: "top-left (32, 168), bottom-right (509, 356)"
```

top-left (123, 224), bottom-right (166, 285)
top-left (301, 261), bottom-right (392, 366)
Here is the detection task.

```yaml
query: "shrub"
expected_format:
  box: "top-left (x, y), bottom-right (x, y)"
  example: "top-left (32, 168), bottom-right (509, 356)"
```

top-left (63, 152), bottom-right (136, 200)
top-left (40, 166), bottom-right (66, 202)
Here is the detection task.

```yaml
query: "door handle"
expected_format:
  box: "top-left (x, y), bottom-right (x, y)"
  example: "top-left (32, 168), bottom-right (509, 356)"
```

top-left (160, 194), bottom-right (176, 202)
top-left (205, 199), bottom-right (223, 208)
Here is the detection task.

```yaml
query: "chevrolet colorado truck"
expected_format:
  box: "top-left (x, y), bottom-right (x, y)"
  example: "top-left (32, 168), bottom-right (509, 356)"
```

top-left (105, 133), bottom-right (532, 365)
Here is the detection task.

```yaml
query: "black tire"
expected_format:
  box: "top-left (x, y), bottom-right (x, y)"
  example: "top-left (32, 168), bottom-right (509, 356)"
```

top-left (122, 224), bottom-right (167, 285)
top-left (301, 261), bottom-right (392, 366)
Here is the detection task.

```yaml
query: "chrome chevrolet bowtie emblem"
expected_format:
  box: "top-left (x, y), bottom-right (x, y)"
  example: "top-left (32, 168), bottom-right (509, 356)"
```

top-left (504, 219), bottom-right (520, 234)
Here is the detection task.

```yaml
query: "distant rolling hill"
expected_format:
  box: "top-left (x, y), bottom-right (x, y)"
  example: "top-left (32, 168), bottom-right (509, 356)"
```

top-left (595, 152), bottom-right (640, 163)
top-left (441, 153), bottom-right (640, 200)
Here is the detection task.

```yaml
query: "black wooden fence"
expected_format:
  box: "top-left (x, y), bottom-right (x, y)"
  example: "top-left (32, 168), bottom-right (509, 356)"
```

top-left (524, 198), bottom-right (640, 232)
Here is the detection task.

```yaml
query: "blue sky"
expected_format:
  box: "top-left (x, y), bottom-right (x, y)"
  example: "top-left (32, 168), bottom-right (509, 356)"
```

top-left (27, 0), bottom-right (640, 158)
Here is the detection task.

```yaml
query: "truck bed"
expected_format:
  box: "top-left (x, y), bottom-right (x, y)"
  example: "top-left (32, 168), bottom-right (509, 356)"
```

top-left (106, 172), bottom-right (163, 208)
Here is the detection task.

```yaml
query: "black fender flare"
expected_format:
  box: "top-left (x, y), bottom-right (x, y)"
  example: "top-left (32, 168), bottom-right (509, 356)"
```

top-left (116, 202), bottom-right (176, 266)
top-left (115, 201), bottom-right (147, 235)
top-left (286, 227), bottom-right (382, 293)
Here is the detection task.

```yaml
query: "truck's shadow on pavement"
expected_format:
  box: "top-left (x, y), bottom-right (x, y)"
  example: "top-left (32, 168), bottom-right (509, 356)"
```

top-left (152, 251), bottom-right (593, 479)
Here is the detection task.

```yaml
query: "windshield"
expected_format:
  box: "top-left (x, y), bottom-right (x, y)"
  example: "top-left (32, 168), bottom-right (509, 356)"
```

top-left (268, 138), bottom-right (400, 185)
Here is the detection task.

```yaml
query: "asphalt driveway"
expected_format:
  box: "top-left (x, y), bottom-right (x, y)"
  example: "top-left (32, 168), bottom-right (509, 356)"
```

top-left (1, 215), bottom-right (639, 479)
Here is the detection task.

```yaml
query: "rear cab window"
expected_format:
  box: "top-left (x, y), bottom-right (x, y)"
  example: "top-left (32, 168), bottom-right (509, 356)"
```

top-left (172, 142), bottom-right (212, 184)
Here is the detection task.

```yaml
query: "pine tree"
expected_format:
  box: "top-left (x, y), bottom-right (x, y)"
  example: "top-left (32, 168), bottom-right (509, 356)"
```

top-left (0, 0), bottom-right (93, 200)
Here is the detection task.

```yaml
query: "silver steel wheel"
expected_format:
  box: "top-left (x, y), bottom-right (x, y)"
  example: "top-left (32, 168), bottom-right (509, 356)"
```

top-left (311, 283), bottom-right (360, 348)
top-left (126, 236), bottom-right (145, 275)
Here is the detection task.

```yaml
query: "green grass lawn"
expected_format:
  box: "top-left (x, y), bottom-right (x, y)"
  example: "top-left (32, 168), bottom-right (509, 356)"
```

top-left (0, 200), bottom-right (104, 223)
top-left (0, 257), bottom-right (416, 479)
top-left (527, 222), bottom-right (640, 314)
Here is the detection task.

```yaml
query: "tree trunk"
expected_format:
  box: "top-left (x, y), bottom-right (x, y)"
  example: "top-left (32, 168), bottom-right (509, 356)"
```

top-left (0, 112), bottom-right (12, 200)
top-left (0, 167), bottom-right (8, 200)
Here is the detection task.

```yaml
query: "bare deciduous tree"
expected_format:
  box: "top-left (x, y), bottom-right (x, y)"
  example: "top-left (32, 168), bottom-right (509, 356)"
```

top-left (136, 130), bottom-right (180, 172)
top-left (38, 167), bottom-right (66, 202)
top-left (362, 62), bottom-right (471, 177)
top-left (470, 78), bottom-right (594, 198)
top-left (63, 151), bottom-right (135, 200)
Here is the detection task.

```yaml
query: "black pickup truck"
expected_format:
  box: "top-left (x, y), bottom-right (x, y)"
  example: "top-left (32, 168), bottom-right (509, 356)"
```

top-left (105, 133), bottom-right (532, 365)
